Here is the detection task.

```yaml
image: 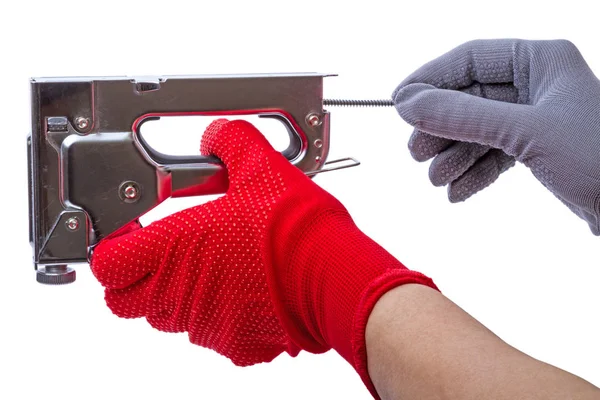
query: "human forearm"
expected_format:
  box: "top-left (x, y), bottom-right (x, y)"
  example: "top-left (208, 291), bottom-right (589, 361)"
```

top-left (366, 284), bottom-right (600, 400)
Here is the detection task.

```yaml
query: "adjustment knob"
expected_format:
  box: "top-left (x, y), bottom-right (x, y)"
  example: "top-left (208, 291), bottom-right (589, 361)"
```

top-left (36, 265), bottom-right (76, 285)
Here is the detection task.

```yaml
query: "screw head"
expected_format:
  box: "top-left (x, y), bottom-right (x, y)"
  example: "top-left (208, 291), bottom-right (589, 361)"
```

top-left (314, 139), bottom-right (323, 148)
top-left (119, 181), bottom-right (141, 203)
top-left (306, 113), bottom-right (321, 127)
top-left (66, 217), bottom-right (80, 231)
top-left (315, 156), bottom-right (322, 162)
top-left (75, 116), bottom-right (91, 131)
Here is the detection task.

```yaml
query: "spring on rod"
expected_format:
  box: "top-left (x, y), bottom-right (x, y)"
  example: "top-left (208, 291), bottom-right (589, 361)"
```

top-left (323, 99), bottom-right (394, 107)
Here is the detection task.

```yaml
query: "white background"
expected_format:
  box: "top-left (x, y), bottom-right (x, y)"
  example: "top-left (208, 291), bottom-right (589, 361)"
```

top-left (2, 1), bottom-right (599, 399)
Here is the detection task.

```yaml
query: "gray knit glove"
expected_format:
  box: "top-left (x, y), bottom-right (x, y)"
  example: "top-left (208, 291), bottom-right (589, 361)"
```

top-left (392, 39), bottom-right (600, 235)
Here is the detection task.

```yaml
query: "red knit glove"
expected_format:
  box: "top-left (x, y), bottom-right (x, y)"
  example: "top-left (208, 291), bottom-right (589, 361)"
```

top-left (91, 119), bottom-right (438, 398)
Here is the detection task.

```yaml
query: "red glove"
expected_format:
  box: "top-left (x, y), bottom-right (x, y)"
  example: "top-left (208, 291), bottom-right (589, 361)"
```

top-left (91, 119), bottom-right (438, 398)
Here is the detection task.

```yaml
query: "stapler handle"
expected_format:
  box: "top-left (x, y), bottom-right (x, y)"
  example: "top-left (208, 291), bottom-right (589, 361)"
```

top-left (134, 111), bottom-right (308, 198)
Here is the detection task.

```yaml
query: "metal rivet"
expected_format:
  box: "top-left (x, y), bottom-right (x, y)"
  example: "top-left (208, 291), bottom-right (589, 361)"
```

top-left (314, 139), bottom-right (323, 148)
top-left (124, 185), bottom-right (138, 199)
top-left (306, 113), bottom-right (321, 127)
top-left (75, 116), bottom-right (91, 131)
top-left (119, 181), bottom-right (141, 203)
top-left (66, 217), bottom-right (80, 231)
top-left (315, 156), bottom-right (322, 162)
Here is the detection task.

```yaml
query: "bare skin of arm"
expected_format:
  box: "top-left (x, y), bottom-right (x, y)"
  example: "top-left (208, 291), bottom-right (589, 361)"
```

top-left (365, 284), bottom-right (600, 400)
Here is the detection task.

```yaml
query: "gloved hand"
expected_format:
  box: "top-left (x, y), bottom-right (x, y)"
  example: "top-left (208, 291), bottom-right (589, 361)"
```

top-left (90, 119), bottom-right (437, 398)
top-left (392, 39), bottom-right (600, 235)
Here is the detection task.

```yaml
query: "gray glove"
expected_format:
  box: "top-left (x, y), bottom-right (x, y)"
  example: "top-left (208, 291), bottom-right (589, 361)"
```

top-left (392, 39), bottom-right (600, 235)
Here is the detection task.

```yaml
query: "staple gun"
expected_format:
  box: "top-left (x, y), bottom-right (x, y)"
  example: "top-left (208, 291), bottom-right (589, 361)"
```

top-left (27, 73), bottom-right (391, 284)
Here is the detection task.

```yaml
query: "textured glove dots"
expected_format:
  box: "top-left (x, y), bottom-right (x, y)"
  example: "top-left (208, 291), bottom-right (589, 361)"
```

top-left (393, 39), bottom-right (600, 235)
top-left (91, 119), bottom-right (437, 398)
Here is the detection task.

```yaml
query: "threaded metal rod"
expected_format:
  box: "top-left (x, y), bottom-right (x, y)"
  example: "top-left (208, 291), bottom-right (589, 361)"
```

top-left (323, 99), bottom-right (394, 107)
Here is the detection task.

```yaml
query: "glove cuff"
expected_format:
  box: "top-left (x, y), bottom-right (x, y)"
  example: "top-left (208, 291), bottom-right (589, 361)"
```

top-left (265, 187), bottom-right (438, 398)
top-left (351, 270), bottom-right (437, 398)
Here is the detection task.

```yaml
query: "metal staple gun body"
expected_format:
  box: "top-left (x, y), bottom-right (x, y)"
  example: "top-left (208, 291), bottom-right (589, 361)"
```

top-left (28, 73), bottom-right (386, 284)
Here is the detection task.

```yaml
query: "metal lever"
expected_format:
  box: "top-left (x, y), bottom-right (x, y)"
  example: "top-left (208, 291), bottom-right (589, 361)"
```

top-left (305, 157), bottom-right (360, 177)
